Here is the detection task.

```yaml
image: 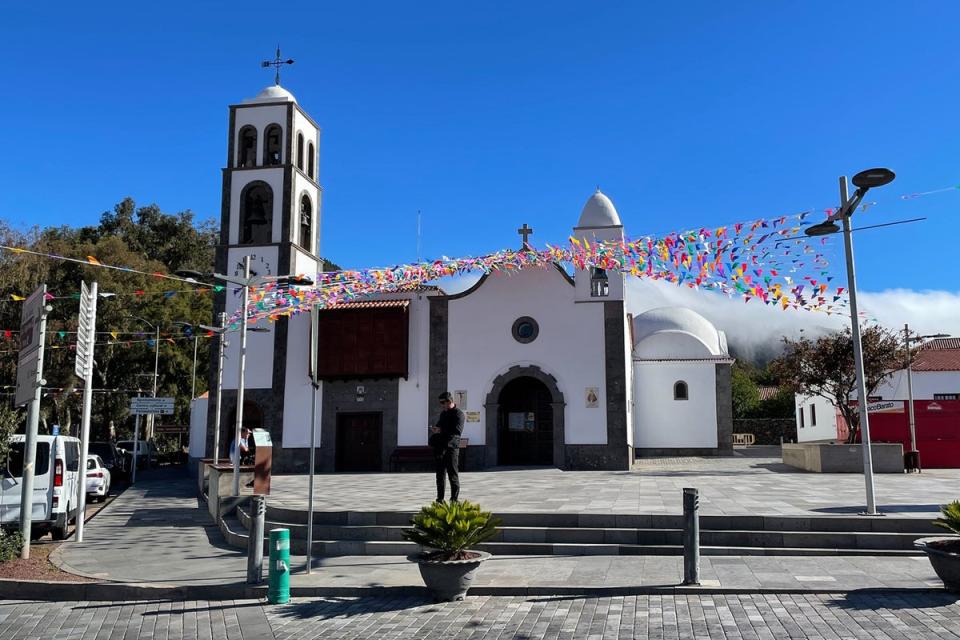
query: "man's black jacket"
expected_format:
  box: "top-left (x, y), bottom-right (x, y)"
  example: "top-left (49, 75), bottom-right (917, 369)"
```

top-left (431, 407), bottom-right (465, 450)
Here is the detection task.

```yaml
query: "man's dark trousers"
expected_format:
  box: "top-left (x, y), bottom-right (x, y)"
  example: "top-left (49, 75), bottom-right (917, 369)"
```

top-left (435, 447), bottom-right (460, 502)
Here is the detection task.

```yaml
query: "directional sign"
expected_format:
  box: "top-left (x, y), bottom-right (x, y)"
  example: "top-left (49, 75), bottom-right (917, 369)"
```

top-left (75, 281), bottom-right (97, 379)
top-left (15, 286), bottom-right (46, 407)
top-left (130, 397), bottom-right (175, 415)
top-left (155, 424), bottom-right (188, 434)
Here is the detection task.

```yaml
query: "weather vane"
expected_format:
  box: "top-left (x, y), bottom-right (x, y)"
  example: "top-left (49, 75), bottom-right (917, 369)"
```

top-left (262, 46), bottom-right (294, 86)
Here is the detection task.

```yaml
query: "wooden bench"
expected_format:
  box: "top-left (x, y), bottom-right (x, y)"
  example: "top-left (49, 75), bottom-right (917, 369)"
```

top-left (390, 438), bottom-right (469, 472)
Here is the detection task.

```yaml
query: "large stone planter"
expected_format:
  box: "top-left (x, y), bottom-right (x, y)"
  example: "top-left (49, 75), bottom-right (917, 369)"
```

top-left (782, 443), bottom-right (905, 473)
top-left (409, 551), bottom-right (491, 602)
top-left (914, 537), bottom-right (960, 592)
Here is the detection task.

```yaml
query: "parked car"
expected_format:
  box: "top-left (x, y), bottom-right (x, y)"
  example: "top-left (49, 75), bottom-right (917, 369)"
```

top-left (88, 441), bottom-right (127, 480)
top-left (0, 434), bottom-right (82, 540)
top-left (85, 455), bottom-right (111, 502)
top-left (116, 439), bottom-right (158, 470)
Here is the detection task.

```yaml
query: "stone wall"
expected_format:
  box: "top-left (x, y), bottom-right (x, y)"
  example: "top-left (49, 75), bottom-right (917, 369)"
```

top-left (733, 418), bottom-right (799, 445)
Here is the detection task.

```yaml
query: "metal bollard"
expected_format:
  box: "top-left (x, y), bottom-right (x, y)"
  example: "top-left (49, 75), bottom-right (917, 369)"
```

top-left (247, 495), bottom-right (266, 585)
top-left (268, 528), bottom-right (291, 604)
top-left (682, 487), bottom-right (700, 585)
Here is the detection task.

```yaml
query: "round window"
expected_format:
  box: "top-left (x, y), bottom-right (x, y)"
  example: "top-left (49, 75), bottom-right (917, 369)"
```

top-left (511, 316), bottom-right (539, 344)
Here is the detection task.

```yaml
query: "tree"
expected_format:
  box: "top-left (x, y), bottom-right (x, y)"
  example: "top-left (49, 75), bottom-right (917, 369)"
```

top-left (731, 363), bottom-right (760, 419)
top-left (1, 199), bottom-right (217, 446)
top-left (771, 325), bottom-right (905, 443)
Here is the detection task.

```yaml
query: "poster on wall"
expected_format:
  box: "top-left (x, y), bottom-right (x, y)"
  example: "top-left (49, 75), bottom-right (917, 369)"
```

top-left (508, 412), bottom-right (535, 432)
top-left (465, 411), bottom-right (481, 423)
top-left (585, 387), bottom-right (600, 408)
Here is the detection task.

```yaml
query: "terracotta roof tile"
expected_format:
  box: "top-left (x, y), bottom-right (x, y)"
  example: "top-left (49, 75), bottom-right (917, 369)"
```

top-left (320, 300), bottom-right (410, 311)
top-left (913, 346), bottom-right (960, 372)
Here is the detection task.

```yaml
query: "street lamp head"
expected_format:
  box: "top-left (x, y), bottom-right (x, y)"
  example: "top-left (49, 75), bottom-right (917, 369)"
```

top-left (248, 327), bottom-right (271, 333)
top-left (852, 168), bottom-right (896, 190)
top-left (174, 269), bottom-right (212, 283)
top-left (804, 220), bottom-right (841, 237)
top-left (278, 275), bottom-right (315, 287)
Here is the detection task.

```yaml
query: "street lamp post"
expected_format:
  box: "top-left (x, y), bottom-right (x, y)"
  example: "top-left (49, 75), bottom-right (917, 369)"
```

top-left (903, 325), bottom-right (949, 472)
top-left (177, 265), bottom-right (312, 496)
top-left (805, 168), bottom-right (896, 516)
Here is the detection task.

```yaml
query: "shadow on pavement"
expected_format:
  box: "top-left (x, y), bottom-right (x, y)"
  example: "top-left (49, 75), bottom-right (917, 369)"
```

top-left (827, 589), bottom-right (960, 610)
top-left (269, 595), bottom-right (438, 620)
top-left (812, 504), bottom-right (943, 514)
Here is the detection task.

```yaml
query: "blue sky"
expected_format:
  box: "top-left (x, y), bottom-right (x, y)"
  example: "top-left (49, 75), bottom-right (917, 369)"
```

top-left (1, 2), bottom-right (957, 296)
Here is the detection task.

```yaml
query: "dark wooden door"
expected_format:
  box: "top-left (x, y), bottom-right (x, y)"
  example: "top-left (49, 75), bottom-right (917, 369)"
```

top-left (498, 377), bottom-right (553, 465)
top-left (336, 412), bottom-right (383, 472)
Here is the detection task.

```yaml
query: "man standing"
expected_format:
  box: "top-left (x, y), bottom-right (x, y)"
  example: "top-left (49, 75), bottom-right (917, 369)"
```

top-left (230, 426), bottom-right (251, 466)
top-left (430, 391), bottom-right (464, 502)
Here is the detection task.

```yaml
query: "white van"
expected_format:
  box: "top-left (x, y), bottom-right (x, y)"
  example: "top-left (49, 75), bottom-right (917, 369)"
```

top-left (0, 434), bottom-right (82, 540)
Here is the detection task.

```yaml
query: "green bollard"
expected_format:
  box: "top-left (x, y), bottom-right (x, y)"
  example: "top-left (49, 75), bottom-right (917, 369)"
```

top-left (268, 527), bottom-right (290, 604)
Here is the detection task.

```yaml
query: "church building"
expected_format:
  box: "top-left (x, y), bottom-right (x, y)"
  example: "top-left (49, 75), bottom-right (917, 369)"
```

top-left (203, 83), bottom-right (733, 473)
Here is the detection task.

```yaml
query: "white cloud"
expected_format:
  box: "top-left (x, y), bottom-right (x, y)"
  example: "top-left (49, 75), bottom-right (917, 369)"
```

top-left (626, 278), bottom-right (960, 361)
top-left (436, 271), bottom-right (960, 362)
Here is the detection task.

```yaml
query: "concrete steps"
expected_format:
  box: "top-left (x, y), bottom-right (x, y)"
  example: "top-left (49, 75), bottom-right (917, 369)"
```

top-left (222, 504), bottom-right (939, 557)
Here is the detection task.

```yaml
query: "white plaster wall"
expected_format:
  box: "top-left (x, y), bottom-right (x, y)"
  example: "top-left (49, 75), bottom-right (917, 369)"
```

top-left (794, 394), bottom-right (838, 442)
top-left (189, 397), bottom-right (208, 458)
top-left (292, 109), bottom-right (320, 174)
top-left (234, 105), bottom-right (288, 166)
top-left (398, 295), bottom-right (432, 445)
top-left (447, 266), bottom-right (609, 446)
top-left (281, 311), bottom-right (320, 447)
top-left (227, 170), bottom-right (284, 245)
top-left (635, 332), bottom-right (715, 359)
top-left (870, 369), bottom-right (960, 400)
top-left (633, 361), bottom-right (717, 448)
top-left (222, 247), bottom-right (279, 390)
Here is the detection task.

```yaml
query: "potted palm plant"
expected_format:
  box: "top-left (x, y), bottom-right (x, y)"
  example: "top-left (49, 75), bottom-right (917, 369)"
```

top-left (402, 500), bottom-right (500, 602)
top-left (915, 500), bottom-right (960, 592)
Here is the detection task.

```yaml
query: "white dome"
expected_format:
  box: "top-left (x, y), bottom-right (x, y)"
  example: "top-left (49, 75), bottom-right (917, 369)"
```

top-left (632, 307), bottom-right (728, 359)
top-left (577, 189), bottom-right (622, 228)
top-left (243, 85), bottom-right (298, 104)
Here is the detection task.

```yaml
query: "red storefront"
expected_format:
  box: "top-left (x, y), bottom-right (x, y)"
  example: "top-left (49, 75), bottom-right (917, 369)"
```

top-left (847, 399), bottom-right (960, 468)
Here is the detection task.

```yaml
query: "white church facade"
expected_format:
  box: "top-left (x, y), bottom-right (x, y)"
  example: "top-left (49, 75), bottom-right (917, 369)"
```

top-left (203, 84), bottom-right (733, 473)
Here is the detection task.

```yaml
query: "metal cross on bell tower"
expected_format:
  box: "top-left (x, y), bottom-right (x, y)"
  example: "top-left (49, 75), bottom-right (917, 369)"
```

top-left (262, 46), bottom-right (295, 86)
top-left (517, 223), bottom-right (534, 248)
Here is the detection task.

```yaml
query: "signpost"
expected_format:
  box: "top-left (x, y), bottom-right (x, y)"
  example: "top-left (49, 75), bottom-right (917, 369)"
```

top-left (74, 281), bottom-right (98, 543)
top-left (16, 285), bottom-right (49, 559)
top-left (128, 396), bottom-right (174, 482)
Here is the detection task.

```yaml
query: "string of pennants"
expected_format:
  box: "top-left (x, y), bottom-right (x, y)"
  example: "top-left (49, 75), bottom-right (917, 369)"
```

top-left (0, 333), bottom-right (209, 356)
top-left (1, 181), bottom-right (955, 330)
top-left (231, 209), bottom-right (849, 328)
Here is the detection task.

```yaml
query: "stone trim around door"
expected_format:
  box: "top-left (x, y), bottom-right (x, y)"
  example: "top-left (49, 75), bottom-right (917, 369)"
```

top-left (484, 365), bottom-right (566, 469)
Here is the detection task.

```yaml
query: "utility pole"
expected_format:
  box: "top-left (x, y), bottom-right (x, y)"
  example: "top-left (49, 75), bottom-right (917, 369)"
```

top-left (232, 255), bottom-right (251, 496)
top-left (838, 176), bottom-right (878, 515)
top-left (213, 312), bottom-right (227, 464)
top-left (74, 281), bottom-right (98, 543)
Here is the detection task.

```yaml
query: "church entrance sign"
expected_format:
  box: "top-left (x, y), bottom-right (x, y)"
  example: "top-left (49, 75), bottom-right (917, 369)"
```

top-left (498, 377), bottom-right (553, 465)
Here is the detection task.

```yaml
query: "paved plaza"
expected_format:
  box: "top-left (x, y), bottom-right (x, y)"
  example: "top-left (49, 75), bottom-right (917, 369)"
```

top-left (268, 449), bottom-right (960, 516)
top-left (2, 593), bottom-right (960, 639)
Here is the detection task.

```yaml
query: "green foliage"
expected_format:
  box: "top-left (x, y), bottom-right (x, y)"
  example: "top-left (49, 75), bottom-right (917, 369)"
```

top-left (0, 200), bottom-right (217, 439)
top-left (771, 325), bottom-right (904, 443)
top-left (0, 403), bottom-right (22, 463)
top-left (933, 500), bottom-right (960, 535)
top-left (0, 528), bottom-right (22, 563)
top-left (401, 500), bottom-right (501, 560)
top-left (731, 364), bottom-right (760, 419)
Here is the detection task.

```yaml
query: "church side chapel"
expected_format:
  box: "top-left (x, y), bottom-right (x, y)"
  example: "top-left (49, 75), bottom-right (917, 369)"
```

top-left (206, 80), bottom-right (734, 473)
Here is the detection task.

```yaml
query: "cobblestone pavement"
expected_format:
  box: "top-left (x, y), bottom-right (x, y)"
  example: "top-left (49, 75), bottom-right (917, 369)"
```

top-left (269, 452), bottom-right (960, 516)
top-left (3, 592), bottom-right (959, 639)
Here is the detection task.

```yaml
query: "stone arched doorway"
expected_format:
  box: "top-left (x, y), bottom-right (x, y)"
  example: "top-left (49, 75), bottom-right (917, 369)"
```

top-left (485, 366), bottom-right (565, 468)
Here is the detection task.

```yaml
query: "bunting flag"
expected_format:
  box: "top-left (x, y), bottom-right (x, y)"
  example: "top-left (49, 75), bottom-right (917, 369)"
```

top-left (223, 209), bottom-right (863, 329)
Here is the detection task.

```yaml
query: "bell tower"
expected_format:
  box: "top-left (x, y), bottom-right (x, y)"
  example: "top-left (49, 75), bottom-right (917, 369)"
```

top-left (573, 188), bottom-right (625, 303)
top-left (209, 65), bottom-right (324, 466)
